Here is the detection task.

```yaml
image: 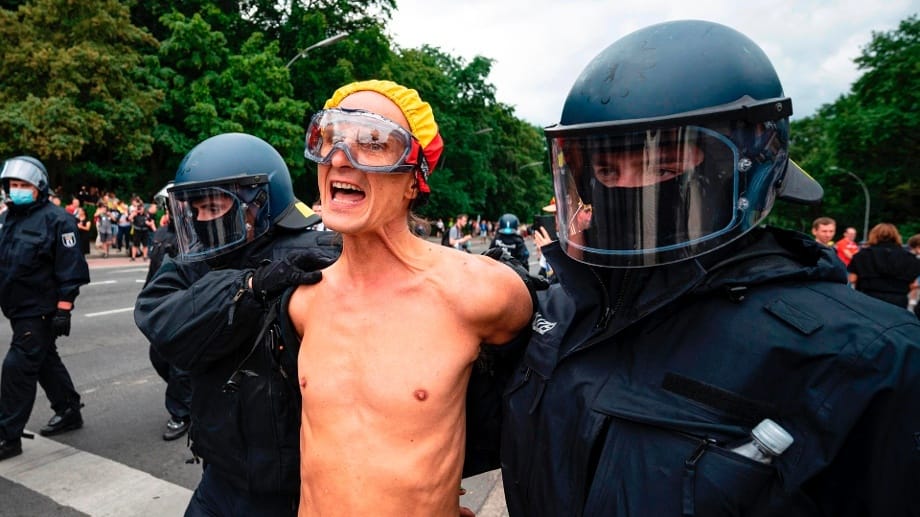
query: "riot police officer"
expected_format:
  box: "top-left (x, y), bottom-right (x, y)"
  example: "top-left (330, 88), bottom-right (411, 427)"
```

top-left (143, 182), bottom-right (193, 441)
top-left (501, 20), bottom-right (920, 516)
top-left (489, 213), bottom-right (529, 268)
top-left (134, 133), bottom-right (339, 515)
top-left (0, 156), bottom-right (90, 461)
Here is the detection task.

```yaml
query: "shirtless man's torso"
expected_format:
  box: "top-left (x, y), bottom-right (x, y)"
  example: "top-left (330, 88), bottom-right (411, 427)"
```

top-left (288, 80), bottom-right (532, 516)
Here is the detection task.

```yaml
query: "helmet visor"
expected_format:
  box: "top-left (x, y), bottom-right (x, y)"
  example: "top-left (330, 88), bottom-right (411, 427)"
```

top-left (1, 158), bottom-right (45, 191)
top-left (550, 125), bottom-right (745, 267)
top-left (304, 108), bottom-right (420, 173)
top-left (168, 179), bottom-right (270, 261)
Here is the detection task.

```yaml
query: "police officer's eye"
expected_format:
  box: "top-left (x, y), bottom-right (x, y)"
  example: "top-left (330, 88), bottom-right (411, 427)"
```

top-left (593, 166), bottom-right (618, 179)
top-left (658, 167), bottom-right (681, 176)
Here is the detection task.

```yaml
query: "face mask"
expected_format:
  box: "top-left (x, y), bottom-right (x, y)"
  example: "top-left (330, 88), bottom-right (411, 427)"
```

top-left (587, 176), bottom-right (687, 253)
top-left (192, 208), bottom-right (242, 250)
top-left (8, 188), bottom-right (35, 205)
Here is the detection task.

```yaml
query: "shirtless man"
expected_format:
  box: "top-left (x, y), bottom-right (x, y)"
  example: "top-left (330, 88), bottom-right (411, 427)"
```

top-left (287, 80), bottom-right (533, 516)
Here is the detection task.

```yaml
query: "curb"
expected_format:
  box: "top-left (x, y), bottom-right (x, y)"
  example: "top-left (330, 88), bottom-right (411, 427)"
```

top-left (85, 247), bottom-right (148, 269)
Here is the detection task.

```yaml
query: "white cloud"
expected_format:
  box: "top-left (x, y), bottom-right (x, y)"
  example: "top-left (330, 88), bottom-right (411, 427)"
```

top-left (388, 1), bottom-right (916, 126)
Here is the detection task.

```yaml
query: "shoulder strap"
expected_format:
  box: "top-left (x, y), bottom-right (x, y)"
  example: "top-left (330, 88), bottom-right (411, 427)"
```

top-left (278, 287), bottom-right (301, 354)
top-left (222, 299), bottom-right (280, 393)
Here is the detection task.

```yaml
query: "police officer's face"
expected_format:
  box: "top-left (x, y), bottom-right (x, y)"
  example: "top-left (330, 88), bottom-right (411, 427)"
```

top-left (191, 194), bottom-right (234, 222)
top-left (591, 144), bottom-right (704, 188)
top-left (8, 179), bottom-right (38, 197)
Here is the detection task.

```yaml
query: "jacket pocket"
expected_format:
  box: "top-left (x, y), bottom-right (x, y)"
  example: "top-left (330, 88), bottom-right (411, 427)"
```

top-left (585, 378), bottom-right (777, 517)
top-left (12, 229), bottom-right (44, 270)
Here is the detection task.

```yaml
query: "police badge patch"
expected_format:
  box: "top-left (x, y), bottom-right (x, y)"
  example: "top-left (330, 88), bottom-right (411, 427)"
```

top-left (62, 232), bottom-right (77, 248)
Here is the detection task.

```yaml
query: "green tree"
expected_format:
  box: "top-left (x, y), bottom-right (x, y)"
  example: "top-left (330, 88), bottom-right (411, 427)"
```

top-left (479, 104), bottom-right (552, 222)
top-left (0, 0), bottom-right (162, 191)
top-left (382, 45), bottom-right (548, 220)
top-left (146, 11), bottom-right (308, 194)
top-left (779, 15), bottom-right (920, 238)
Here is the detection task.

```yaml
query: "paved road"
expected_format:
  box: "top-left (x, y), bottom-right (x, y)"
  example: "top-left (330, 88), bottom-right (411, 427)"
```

top-left (0, 236), bottom-right (528, 516)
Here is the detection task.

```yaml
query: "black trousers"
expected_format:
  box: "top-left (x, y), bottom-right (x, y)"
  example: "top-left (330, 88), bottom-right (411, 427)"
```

top-left (149, 345), bottom-right (191, 420)
top-left (0, 317), bottom-right (81, 440)
top-left (184, 464), bottom-right (297, 517)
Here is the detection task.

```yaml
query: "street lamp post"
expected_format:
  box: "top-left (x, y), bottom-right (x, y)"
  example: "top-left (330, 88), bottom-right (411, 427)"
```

top-left (830, 166), bottom-right (870, 242)
top-left (519, 161), bottom-right (542, 170)
top-left (285, 32), bottom-right (349, 69)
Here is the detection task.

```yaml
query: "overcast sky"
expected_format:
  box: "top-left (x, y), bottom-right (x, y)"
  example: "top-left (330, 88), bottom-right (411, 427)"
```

top-left (388, 1), bottom-right (916, 127)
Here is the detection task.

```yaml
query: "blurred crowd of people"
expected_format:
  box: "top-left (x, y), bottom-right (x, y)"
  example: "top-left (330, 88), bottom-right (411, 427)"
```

top-left (0, 185), bottom-right (169, 260)
top-left (811, 216), bottom-right (920, 317)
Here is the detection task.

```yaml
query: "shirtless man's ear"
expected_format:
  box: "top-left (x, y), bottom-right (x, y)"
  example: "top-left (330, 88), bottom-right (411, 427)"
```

top-left (406, 181), bottom-right (419, 200)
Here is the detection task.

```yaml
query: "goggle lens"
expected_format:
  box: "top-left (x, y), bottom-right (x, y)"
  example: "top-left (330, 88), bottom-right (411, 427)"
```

top-left (305, 109), bottom-right (418, 173)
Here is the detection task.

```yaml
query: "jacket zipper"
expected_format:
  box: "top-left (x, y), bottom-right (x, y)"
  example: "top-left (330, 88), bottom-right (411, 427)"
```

top-left (565, 268), bottom-right (632, 359)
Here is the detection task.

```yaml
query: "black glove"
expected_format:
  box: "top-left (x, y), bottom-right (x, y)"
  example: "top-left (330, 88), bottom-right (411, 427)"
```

top-left (250, 249), bottom-right (336, 302)
top-left (481, 247), bottom-right (550, 308)
top-left (52, 309), bottom-right (72, 337)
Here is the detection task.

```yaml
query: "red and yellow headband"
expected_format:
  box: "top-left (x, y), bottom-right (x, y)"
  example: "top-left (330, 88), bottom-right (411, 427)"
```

top-left (324, 80), bottom-right (444, 193)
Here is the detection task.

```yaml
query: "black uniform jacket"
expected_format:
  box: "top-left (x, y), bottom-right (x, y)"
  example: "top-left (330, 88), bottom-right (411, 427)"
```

top-left (0, 199), bottom-right (90, 319)
top-left (501, 227), bottom-right (920, 517)
top-left (134, 228), bottom-right (340, 495)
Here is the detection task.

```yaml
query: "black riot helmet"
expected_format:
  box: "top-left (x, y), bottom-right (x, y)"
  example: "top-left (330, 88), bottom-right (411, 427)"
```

top-left (546, 20), bottom-right (823, 268)
top-left (497, 213), bottom-right (520, 235)
top-left (168, 133), bottom-right (317, 261)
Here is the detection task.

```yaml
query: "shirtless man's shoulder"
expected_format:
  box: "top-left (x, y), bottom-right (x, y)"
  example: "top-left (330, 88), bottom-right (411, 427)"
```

top-left (287, 240), bottom-right (531, 345)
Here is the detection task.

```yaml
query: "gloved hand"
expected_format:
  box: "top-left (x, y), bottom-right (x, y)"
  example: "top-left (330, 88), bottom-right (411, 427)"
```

top-left (250, 249), bottom-right (336, 302)
top-left (52, 309), bottom-right (72, 337)
top-left (481, 247), bottom-right (550, 296)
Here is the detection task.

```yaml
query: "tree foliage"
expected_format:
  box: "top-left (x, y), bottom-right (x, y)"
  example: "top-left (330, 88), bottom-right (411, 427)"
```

top-left (2, 1), bottom-right (914, 231)
top-left (145, 11), bottom-right (308, 197)
top-left (776, 15), bottom-right (920, 238)
top-left (0, 0), bottom-right (161, 190)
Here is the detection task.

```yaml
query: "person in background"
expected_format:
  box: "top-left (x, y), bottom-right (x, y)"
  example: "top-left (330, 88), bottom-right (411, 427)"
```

top-left (499, 20), bottom-right (920, 516)
top-left (490, 213), bottom-right (529, 268)
top-left (94, 203), bottom-right (115, 258)
top-left (834, 226), bottom-right (860, 267)
top-left (128, 198), bottom-right (153, 261)
top-left (907, 234), bottom-right (920, 317)
top-left (811, 216), bottom-right (836, 247)
top-left (74, 206), bottom-right (92, 256)
top-left (287, 79), bottom-right (532, 516)
top-left (847, 222), bottom-right (920, 309)
top-left (0, 156), bottom-right (90, 461)
top-left (135, 132), bottom-right (339, 516)
top-left (146, 202), bottom-right (160, 250)
top-left (65, 197), bottom-right (80, 215)
top-left (143, 182), bottom-right (192, 441)
top-left (115, 200), bottom-right (131, 253)
top-left (534, 199), bottom-right (558, 280)
top-left (449, 213), bottom-right (473, 251)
